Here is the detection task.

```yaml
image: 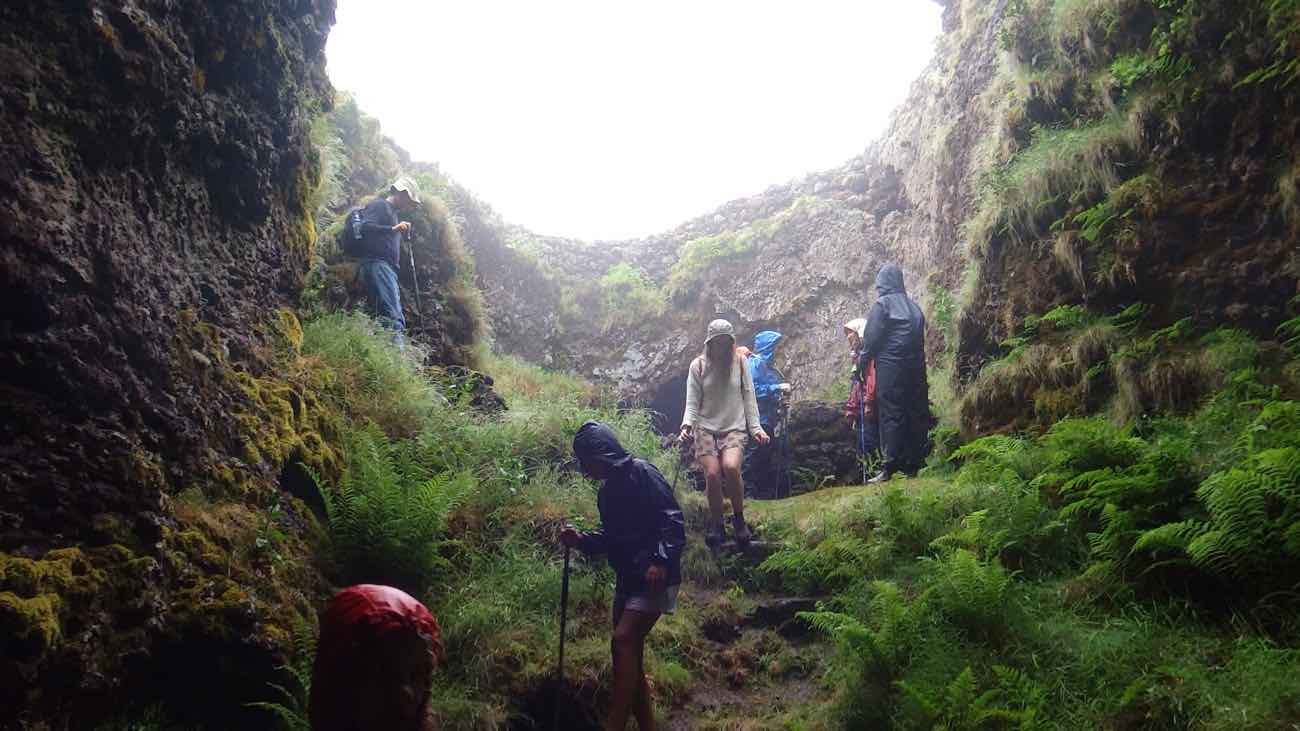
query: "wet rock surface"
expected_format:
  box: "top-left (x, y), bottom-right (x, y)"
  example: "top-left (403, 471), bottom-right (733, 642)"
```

top-left (0, 1), bottom-right (335, 726)
top-left (786, 400), bottom-right (868, 490)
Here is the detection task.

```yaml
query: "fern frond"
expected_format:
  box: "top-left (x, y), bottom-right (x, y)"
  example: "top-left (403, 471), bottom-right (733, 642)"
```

top-left (1132, 520), bottom-right (1207, 555)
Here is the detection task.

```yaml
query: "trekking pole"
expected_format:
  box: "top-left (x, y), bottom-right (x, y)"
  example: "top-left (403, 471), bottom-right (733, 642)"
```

top-left (780, 400), bottom-right (793, 498)
top-left (670, 441), bottom-right (684, 494)
top-left (553, 544), bottom-right (571, 731)
top-left (858, 396), bottom-right (868, 485)
top-left (406, 238), bottom-right (425, 333)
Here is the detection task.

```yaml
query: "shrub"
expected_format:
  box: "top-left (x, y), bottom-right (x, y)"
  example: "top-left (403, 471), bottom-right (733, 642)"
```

top-left (760, 533), bottom-right (875, 595)
top-left (917, 550), bottom-right (1015, 645)
top-left (317, 424), bottom-right (475, 596)
top-left (598, 263), bottom-right (665, 331)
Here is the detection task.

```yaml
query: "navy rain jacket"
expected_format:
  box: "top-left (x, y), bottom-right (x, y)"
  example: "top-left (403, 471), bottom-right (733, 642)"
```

top-left (573, 421), bottom-right (686, 594)
top-left (856, 264), bottom-right (926, 376)
top-left (349, 198), bottom-right (402, 270)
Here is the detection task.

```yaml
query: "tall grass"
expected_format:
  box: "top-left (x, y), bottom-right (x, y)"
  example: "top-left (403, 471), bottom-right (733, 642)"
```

top-left (291, 312), bottom-right (673, 729)
top-left (968, 110), bottom-right (1144, 253)
top-left (302, 312), bottom-right (443, 438)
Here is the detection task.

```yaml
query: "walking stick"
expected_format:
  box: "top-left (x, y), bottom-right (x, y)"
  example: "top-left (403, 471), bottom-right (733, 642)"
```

top-left (670, 440), bottom-right (685, 494)
top-left (406, 238), bottom-right (425, 333)
top-left (779, 400), bottom-right (793, 498)
top-left (858, 394), bottom-right (868, 485)
top-left (553, 544), bottom-right (571, 731)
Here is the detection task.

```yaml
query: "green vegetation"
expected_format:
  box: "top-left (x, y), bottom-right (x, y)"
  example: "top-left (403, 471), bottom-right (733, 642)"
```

top-left (598, 262), bottom-right (665, 331)
top-left (244, 312), bottom-right (839, 729)
top-left (958, 296), bottom-right (1288, 434)
top-left (968, 111), bottom-right (1144, 253)
top-left (665, 196), bottom-right (823, 299)
top-left (754, 346), bottom-right (1300, 727)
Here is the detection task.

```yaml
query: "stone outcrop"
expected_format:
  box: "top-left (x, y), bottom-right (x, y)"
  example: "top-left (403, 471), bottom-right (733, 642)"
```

top-left (785, 401), bottom-right (871, 490)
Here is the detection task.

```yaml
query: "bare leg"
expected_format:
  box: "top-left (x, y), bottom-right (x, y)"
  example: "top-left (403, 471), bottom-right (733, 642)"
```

top-left (608, 607), bottom-right (661, 731)
top-left (720, 447), bottom-right (746, 525)
top-left (699, 453), bottom-right (725, 529)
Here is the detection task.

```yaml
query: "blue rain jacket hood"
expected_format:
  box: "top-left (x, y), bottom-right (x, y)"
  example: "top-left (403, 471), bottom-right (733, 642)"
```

top-left (572, 421), bottom-right (686, 593)
top-left (749, 331), bottom-right (784, 428)
top-left (753, 331), bottom-right (782, 365)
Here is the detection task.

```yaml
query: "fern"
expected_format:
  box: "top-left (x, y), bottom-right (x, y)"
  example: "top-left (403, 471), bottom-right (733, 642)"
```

top-left (246, 623), bottom-right (316, 731)
top-left (952, 435), bottom-right (1035, 487)
top-left (918, 550), bottom-right (1015, 644)
top-left (1126, 401), bottom-right (1300, 596)
top-left (1279, 295), bottom-right (1300, 354)
top-left (801, 581), bottom-right (922, 685)
top-left (317, 424), bottom-right (475, 595)
top-left (900, 665), bottom-right (1047, 731)
top-left (760, 533), bottom-right (875, 595)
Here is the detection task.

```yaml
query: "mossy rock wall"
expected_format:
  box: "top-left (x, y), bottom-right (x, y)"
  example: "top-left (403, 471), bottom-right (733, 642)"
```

top-left (0, 1), bottom-right (338, 726)
top-left (954, 0), bottom-right (1300, 434)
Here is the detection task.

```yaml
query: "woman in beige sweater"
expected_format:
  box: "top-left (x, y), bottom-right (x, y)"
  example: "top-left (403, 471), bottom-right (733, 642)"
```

top-left (678, 319), bottom-right (769, 548)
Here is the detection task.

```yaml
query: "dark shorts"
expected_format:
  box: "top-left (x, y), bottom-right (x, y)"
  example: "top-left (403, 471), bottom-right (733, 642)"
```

top-left (612, 585), bottom-right (679, 625)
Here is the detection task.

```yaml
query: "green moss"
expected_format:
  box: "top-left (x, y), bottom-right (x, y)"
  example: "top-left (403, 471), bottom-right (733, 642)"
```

top-left (1034, 386), bottom-right (1085, 421)
top-left (275, 308), bottom-right (304, 353)
top-left (0, 547), bottom-right (102, 598)
top-left (233, 369), bottom-right (344, 487)
top-left (172, 529), bottom-right (229, 572)
top-left (0, 592), bottom-right (62, 655)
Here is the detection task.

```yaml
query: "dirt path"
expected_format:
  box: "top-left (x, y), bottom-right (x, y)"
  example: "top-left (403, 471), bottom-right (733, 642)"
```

top-left (655, 485), bottom-right (904, 730)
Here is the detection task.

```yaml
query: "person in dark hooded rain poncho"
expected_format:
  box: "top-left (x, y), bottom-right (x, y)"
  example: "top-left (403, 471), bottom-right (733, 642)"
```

top-left (854, 264), bottom-right (933, 481)
top-left (561, 421), bottom-right (685, 731)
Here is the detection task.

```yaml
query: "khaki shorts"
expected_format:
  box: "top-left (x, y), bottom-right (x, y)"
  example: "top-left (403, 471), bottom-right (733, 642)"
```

top-left (693, 429), bottom-right (748, 462)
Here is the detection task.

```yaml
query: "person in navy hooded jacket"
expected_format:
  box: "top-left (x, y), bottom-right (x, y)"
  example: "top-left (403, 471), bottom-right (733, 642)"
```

top-left (561, 421), bottom-right (686, 731)
top-left (854, 264), bottom-right (933, 481)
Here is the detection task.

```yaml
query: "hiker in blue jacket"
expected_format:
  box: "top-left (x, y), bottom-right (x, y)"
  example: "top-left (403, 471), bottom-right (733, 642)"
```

top-left (346, 177), bottom-right (422, 346)
top-left (854, 264), bottom-right (932, 482)
top-left (561, 421), bottom-right (685, 731)
top-left (744, 331), bottom-right (790, 499)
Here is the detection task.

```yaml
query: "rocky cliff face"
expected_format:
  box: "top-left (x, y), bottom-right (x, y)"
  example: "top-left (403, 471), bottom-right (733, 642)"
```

top-left (462, 0), bottom-right (1298, 440)
top-left (459, 0), bottom-right (1006, 419)
top-left (1, 2), bottom-right (336, 726)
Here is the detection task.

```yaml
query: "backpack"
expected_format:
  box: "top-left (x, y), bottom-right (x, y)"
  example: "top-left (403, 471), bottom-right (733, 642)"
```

top-left (337, 208), bottom-right (366, 258)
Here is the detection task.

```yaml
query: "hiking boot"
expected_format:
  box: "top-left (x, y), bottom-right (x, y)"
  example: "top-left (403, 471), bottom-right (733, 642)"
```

top-left (867, 470), bottom-right (892, 484)
top-left (705, 524), bottom-right (726, 549)
top-left (732, 515), bottom-right (752, 548)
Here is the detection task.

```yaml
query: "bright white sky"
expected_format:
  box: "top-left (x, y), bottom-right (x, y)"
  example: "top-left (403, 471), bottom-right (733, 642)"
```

top-left (327, 1), bottom-right (943, 240)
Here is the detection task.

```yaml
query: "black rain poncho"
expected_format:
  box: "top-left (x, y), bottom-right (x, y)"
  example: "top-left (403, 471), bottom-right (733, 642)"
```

top-left (573, 421), bottom-right (686, 593)
top-left (855, 265), bottom-right (933, 473)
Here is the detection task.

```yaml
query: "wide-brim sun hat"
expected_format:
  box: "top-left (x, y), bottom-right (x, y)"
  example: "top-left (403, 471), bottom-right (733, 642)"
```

top-left (705, 318), bottom-right (735, 346)
top-left (390, 176), bottom-right (422, 204)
